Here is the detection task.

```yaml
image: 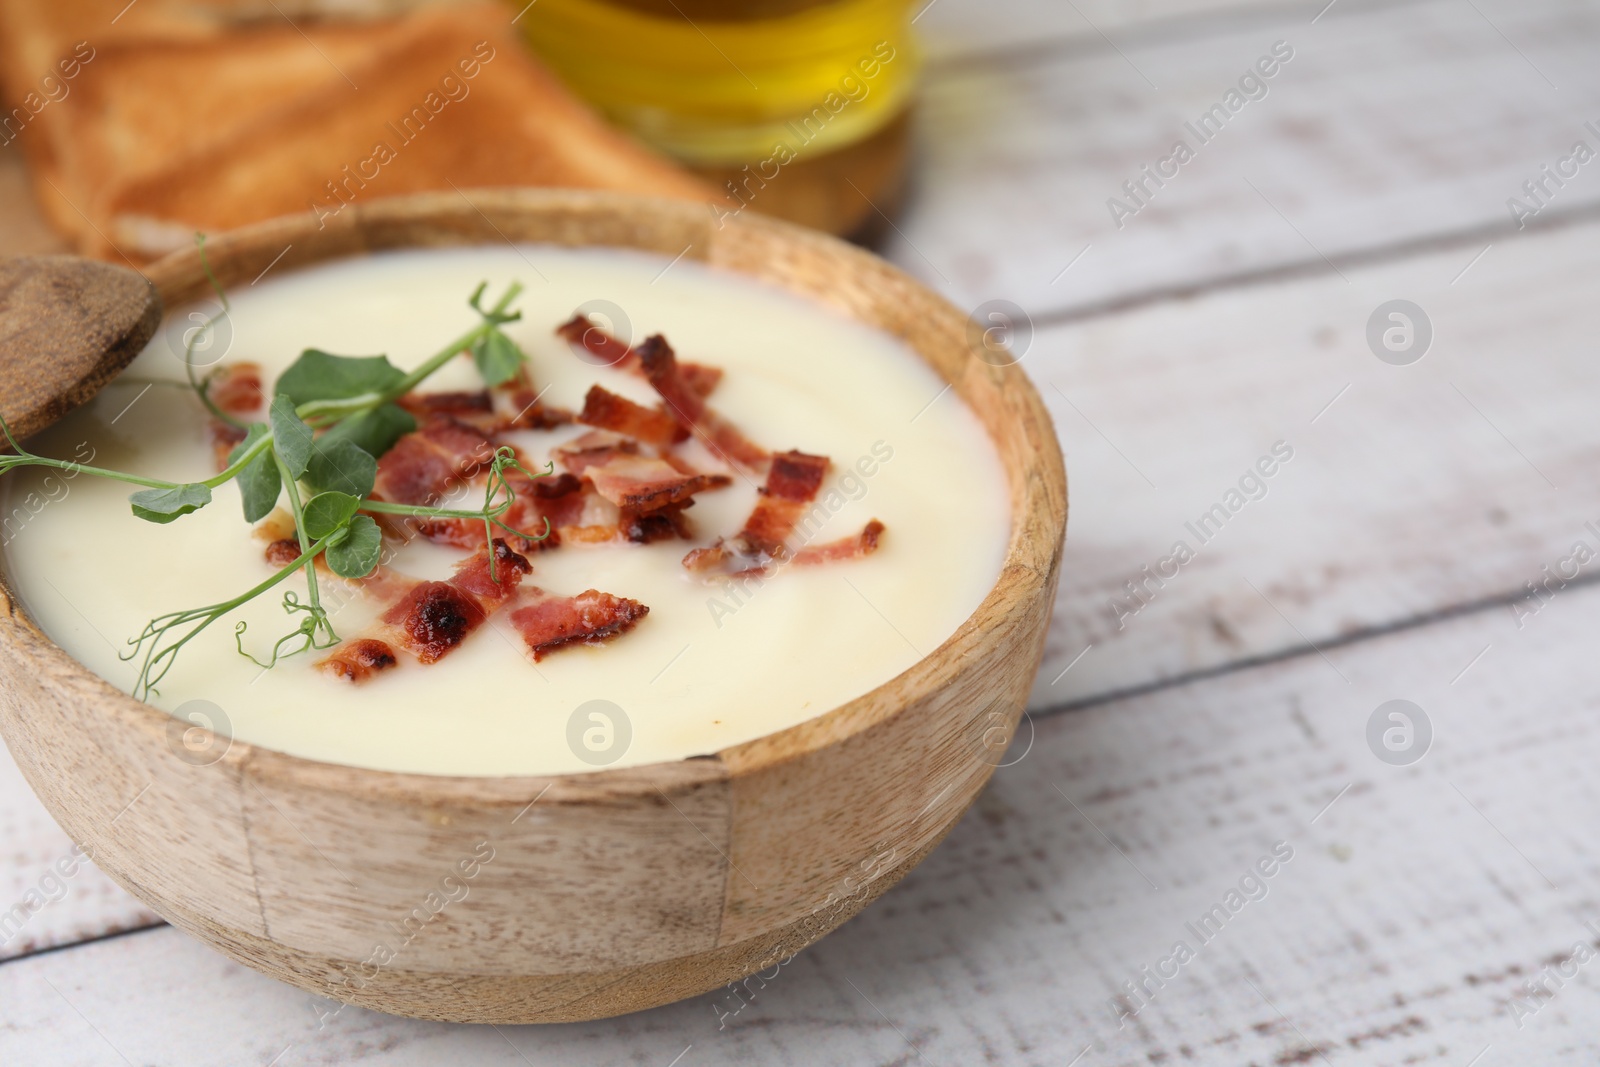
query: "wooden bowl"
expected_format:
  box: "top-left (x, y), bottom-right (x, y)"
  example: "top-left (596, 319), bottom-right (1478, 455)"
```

top-left (0, 190), bottom-right (1066, 1023)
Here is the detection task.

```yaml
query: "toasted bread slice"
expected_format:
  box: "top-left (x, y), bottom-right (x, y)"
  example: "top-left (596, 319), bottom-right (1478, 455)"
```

top-left (90, 4), bottom-right (714, 260)
top-left (47, 25), bottom-right (398, 230)
top-left (0, 0), bottom-right (463, 98)
top-left (0, 2), bottom-right (447, 243)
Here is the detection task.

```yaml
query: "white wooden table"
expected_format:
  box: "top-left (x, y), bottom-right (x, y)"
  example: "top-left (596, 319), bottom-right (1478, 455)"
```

top-left (7, 0), bottom-right (1600, 1061)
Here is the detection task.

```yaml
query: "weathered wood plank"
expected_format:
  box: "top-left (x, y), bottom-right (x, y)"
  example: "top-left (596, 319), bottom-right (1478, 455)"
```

top-left (0, 739), bottom-right (159, 963)
top-left (5, 582), bottom-right (1599, 1063)
top-left (1020, 212), bottom-right (1600, 707)
top-left (916, 0), bottom-right (1310, 62)
top-left (905, 0), bottom-right (1600, 319)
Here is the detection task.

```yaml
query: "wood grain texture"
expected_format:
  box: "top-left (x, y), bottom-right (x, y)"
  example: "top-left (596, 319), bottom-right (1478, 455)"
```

top-left (0, 189), bottom-right (1066, 1023)
top-left (1029, 212), bottom-right (1600, 708)
top-left (5, 579), bottom-right (1598, 1064)
top-left (0, 255), bottom-right (160, 441)
top-left (904, 0), bottom-right (1598, 319)
top-left (915, 0), bottom-right (1315, 63)
top-left (0, 737), bottom-right (159, 962)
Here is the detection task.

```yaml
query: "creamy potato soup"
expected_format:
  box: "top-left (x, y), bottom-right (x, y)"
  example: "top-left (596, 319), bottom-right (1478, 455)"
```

top-left (2, 246), bottom-right (1009, 776)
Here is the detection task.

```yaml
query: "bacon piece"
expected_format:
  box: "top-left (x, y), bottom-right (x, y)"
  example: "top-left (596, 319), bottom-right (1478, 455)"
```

top-left (676, 363), bottom-right (723, 400)
top-left (395, 376), bottom-right (570, 434)
top-left (371, 415), bottom-right (496, 507)
top-left (560, 501), bottom-right (698, 547)
top-left (743, 451), bottom-right (829, 554)
top-left (547, 434), bottom-right (728, 546)
top-left (495, 469), bottom-right (593, 547)
top-left (446, 540), bottom-right (534, 603)
top-left (264, 539), bottom-right (301, 567)
top-left (508, 587), bottom-right (649, 660)
top-left (209, 362), bottom-right (264, 415)
top-left (316, 541), bottom-right (531, 678)
top-left (207, 419), bottom-right (247, 471)
top-left (620, 502), bottom-right (696, 544)
top-left (587, 455), bottom-right (730, 513)
top-left (684, 450), bottom-right (829, 574)
top-left (556, 314), bottom-right (632, 367)
top-left (634, 337), bottom-right (704, 423)
top-left (396, 390), bottom-right (494, 422)
top-left (577, 384), bottom-right (686, 447)
top-left (492, 368), bottom-right (572, 430)
top-left (318, 638), bottom-right (398, 683)
top-left (793, 519), bottom-right (886, 564)
top-left (387, 587), bottom-right (484, 658)
top-left (554, 430), bottom-right (639, 477)
top-left (636, 336), bottom-right (767, 472)
top-left (411, 471), bottom-right (586, 551)
top-left (556, 315), bottom-right (723, 397)
top-left (254, 508), bottom-right (296, 542)
top-left (381, 541), bottom-right (529, 663)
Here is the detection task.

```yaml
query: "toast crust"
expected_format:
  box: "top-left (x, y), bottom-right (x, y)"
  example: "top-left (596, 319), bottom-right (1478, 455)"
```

top-left (0, 2), bottom-right (715, 262)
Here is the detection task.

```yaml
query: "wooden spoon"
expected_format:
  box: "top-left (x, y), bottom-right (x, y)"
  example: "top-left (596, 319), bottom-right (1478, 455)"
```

top-left (0, 255), bottom-right (162, 443)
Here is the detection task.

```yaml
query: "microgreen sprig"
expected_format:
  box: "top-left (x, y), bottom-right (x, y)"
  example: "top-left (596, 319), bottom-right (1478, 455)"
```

top-left (122, 529), bottom-right (341, 699)
top-left (184, 233), bottom-right (246, 430)
top-left (361, 446), bottom-right (553, 580)
top-left (0, 235), bottom-right (549, 700)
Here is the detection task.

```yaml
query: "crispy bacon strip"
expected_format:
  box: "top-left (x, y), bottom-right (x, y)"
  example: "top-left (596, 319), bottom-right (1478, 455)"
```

top-left (396, 390), bottom-right (494, 422)
top-left (207, 419), bottom-right (247, 472)
top-left (547, 436), bottom-right (729, 545)
top-left (371, 415), bottom-right (496, 507)
top-left (554, 430), bottom-right (639, 477)
top-left (686, 517), bottom-right (887, 575)
top-left (209, 362), bottom-right (264, 415)
top-left (556, 315), bottom-right (722, 397)
top-left (411, 471), bottom-right (588, 551)
top-left (405, 440), bottom-right (726, 551)
top-left (636, 336), bottom-right (768, 472)
top-left (315, 540), bottom-right (531, 679)
top-left (684, 452), bottom-right (885, 575)
top-left (319, 639), bottom-right (399, 683)
top-left (202, 363), bottom-right (274, 470)
top-left (395, 377), bottom-right (571, 435)
top-left (684, 450), bottom-right (828, 574)
top-left (577, 384), bottom-right (686, 447)
top-left (492, 367), bottom-right (571, 430)
top-left (742, 451), bottom-right (829, 554)
top-left (508, 587), bottom-right (649, 660)
top-left (793, 519), bottom-right (886, 564)
top-left (618, 503), bottom-right (696, 544)
top-left (556, 314), bottom-right (631, 366)
top-left (587, 455), bottom-right (731, 513)
top-left (382, 542), bottom-right (529, 663)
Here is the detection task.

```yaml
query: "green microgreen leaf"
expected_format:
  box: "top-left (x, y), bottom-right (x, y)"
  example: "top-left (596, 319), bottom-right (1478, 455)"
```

top-left (228, 424), bottom-right (280, 522)
top-left (316, 403), bottom-right (415, 460)
top-left (303, 438), bottom-right (377, 498)
top-left (325, 515), bottom-right (382, 578)
top-left (470, 329), bottom-right (525, 387)
top-left (468, 280), bottom-right (524, 326)
top-left (275, 349), bottom-right (406, 406)
top-left (268, 395), bottom-right (313, 479)
top-left (302, 491), bottom-right (361, 540)
top-left (130, 483), bottom-right (212, 524)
